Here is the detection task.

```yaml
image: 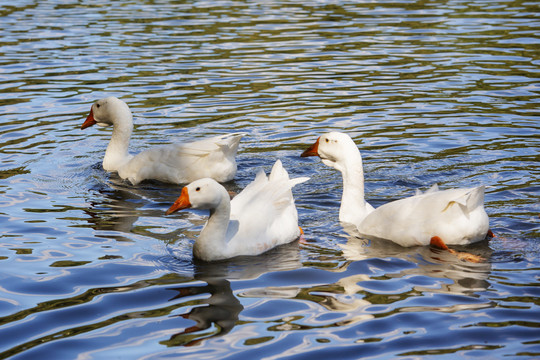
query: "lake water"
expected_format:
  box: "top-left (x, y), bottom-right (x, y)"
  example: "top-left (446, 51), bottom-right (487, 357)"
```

top-left (0, 0), bottom-right (539, 359)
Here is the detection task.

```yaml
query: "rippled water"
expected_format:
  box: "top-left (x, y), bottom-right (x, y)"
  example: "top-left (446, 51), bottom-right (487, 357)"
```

top-left (1, 0), bottom-right (539, 359)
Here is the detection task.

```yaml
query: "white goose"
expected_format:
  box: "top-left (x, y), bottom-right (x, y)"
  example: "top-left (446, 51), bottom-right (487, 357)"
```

top-left (81, 96), bottom-right (245, 185)
top-left (301, 131), bottom-right (490, 249)
top-left (166, 160), bottom-right (309, 261)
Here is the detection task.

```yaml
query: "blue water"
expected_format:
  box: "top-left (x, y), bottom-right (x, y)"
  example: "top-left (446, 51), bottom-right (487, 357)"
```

top-left (0, 1), bottom-right (539, 359)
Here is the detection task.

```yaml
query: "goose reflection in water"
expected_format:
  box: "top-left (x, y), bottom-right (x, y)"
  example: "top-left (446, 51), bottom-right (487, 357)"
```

top-left (159, 241), bottom-right (303, 347)
top-left (165, 278), bottom-right (243, 347)
top-left (83, 185), bottom-right (142, 235)
top-left (340, 224), bottom-right (493, 297)
top-left (81, 172), bottom-right (187, 241)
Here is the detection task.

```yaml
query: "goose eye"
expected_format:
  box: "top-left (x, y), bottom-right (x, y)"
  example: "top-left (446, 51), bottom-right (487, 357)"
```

top-left (96, 103), bottom-right (101, 108)
top-left (195, 187), bottom-right (200, 192)
top-left (325, 138), bottom-right (329, 143)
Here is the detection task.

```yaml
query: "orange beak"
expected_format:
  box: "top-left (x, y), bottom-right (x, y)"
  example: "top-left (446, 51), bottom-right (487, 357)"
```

top-left (301, 137), bottom-right (320, 157)
top-left (81, 107), bottom-right (97, 130)
top-left (166, 187), bottom-right (191, 215)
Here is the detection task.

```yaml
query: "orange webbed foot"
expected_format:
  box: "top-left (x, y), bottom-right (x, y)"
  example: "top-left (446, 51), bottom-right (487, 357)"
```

top-left (430, 236), bottom-right (485, 263)
top-left (298, 226), bottom-right (309, 244)
top-left (455, 252), bottom-right (485, 263)
top-left (430, 236), bottom-right (449, 250)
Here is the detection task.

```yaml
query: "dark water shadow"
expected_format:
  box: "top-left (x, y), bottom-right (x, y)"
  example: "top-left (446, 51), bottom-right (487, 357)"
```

top-left (158, 240), bottom-right (302, 347)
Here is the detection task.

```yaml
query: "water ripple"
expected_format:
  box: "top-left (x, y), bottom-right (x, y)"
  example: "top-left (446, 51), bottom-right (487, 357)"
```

top-left (0, 0), bottom-right (538, 358)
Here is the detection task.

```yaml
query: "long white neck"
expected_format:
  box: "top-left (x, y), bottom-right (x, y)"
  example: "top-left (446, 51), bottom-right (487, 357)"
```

top-left (102, 113), bottom-right (133, 171)
top-left (335, 151), bottom-right (371, 225)
top-left (193, 190), bottom-right (231, 261)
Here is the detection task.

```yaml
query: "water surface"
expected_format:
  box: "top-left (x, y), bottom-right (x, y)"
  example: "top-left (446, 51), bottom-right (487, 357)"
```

top-left (0, 1), bottom-right (539, 359)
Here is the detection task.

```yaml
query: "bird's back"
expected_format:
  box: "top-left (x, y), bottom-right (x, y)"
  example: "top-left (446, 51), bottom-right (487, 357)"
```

top-left (118, 133), bottom-right (245, 185)
top-left (226, 160), bottom-right (308, 256)
top-left (358, 186), bottom-right (489, 246)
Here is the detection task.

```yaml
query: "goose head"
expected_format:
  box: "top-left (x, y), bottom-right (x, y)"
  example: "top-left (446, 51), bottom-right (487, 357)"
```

top-left (301, 132), bottom-right (360, 171)
top-left (166, 178), bottom-right (227, 215)
top-left (81, 96), bottom-right (132, 130)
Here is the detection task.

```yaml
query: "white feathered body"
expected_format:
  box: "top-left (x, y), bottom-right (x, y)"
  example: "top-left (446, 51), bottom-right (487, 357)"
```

top-left (357, 186), bottom-right (489, 247)
top-left (117, 133), bottom-right (244, 185)
top-left (189, 160), bottom-right (309, 261)
top-left (224, 161), bottom-right (308, 257)
top-left (301, 132), bottom-right (490, 248)
top-left (83, 96), bottom-right (244, 185)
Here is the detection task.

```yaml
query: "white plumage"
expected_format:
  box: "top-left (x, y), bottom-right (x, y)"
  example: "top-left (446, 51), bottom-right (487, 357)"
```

top-left (166, 160), bottom-right (309, 261)
top-left (302, 131), bottom-right (490, 248)
top-left (82, 96), bottom-right (245, 185)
